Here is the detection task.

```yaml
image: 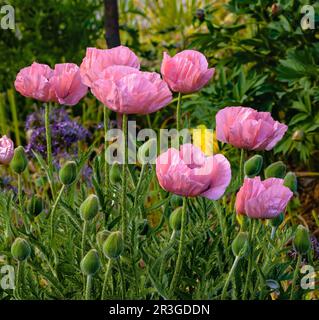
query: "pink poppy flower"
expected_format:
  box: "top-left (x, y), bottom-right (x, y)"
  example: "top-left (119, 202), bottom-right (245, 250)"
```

top-left (156, 144), bottom-right (231, 199)
top-left (80, 46), bottom-right (140, 87)
top-left (216, 106), bottom-right (288, 151)
top-left (160, 50), bottom-right (215, 93)
top-left (50, 63), bottom-right (88, 106)
top-left (0, 135), bottom-right (14, 165)
top-left (91, 65), bottom-right (172, 114)
top-left (235, 176), bottom-right (293, 219)
top-left (14, 62), bottom-right (55, 102)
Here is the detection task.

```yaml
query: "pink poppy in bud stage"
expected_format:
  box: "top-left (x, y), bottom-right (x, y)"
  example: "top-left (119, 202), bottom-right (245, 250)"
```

top-left (80, 46), bottom-right (140, 87)
top-left (91, 65), bottom-right (172, 114)
top-left (216, 106), bottom-right (288, 150)
top-left (156, 144), bottom-right (231, 199)
top-left (14, 62), bottom-right (55, 102)
top-left (0, 135), bottom-right (14, 165)
top-left (160, 50), bottom-right (215, 93)
top-left (50, 63), bottom-right (88, 106)
top-left (235, 176), bottom-right (293, 219)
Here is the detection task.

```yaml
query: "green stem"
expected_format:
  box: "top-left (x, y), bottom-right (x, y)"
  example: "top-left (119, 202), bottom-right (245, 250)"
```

top-left (221, 255), bottom-right (240, 300)
top-left (270, 226), bottom-right (276, 240)
top-left (239, 148), bottom-right (245, 185)
top-left (133, 163), bottom-right (146, 208)
top-left (176, 92), bottom-right (182, 131)
top-left (101, 259), bottom-right (112, 300)
top-left (104, 107), bottom-right (109, 195)
top-left (85, 275), bottom-right (93, 300)
top-left (121, 114), bottom-right (128, 242)
top-left (81, 221), bottom-right (88, 260)
top-left (169, 197), bottom-right (187, 294)
top-left (50, 184), bottom-right (65, 241)
top-left (117, 259), bottom-right (125, 299)
top-left (213, 201), bottom-right (227, 249)
top-left (45, 103), bottom-right (56, 199)
top-left (14, 261), bottom-right (22, 300)
top-left (290, 254), bottom-right (302, 300)
top-left (17, 174), bottom-right (23, 212)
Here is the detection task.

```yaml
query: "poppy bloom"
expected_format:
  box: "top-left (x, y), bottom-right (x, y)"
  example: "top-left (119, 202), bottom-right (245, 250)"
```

top-left (235, 176), bottom-right (293, 219)
top-left (91, 65), bottom-right (172, 114)
top-left (0, 135), bottom-right (14, 165)
top-left (216, 106), bottom-right (288, 150)
top-left (156, 144), bottom-right (231, 199)
top-left (160, 50), bottom-right (214, 93)
top-left (80, 46), bottom-right (140, 87)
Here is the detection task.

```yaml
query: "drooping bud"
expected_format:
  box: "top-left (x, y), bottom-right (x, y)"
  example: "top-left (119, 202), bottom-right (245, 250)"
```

top-left (80, 194), bottom-right (99, 221)
top-left (244, 155), bottom-right (263, 178)
top-left (110, 163), bottom-right (121, 184)
top-left (270, 212), bottom-right (284, 227)
top-left (80, 249), bottom-right (100, 276)
top-left (170, 194), bottom-right (183, 208)
top-left (59, 161), bottom-right (77, 185)
top-left (11, 238), bottom-right (31, 261)
top-left (232, 232), bottom-right (249, 257)
top-left (292, 130), bottom-right (304, 142)
top-left (169, 207), bottom-right (183, 231)
top-left (284, 172), bottom-right (298, 193)
top-left (264, 161), bottom-right (286, 179)
top-left (10, 146), bottom-right (28, 174)
top-left (28, 195), bottom-right (44, 216)
top-left (103, 231), bottom-right (123, 259)
top-left (293, 225), bottom-right (311, 255)
top-left (137, 138), bottom-right (157, 164)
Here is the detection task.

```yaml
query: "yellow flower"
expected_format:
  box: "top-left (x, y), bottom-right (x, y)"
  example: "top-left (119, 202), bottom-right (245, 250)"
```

top-left (192, 125), bottom-right (219, 156)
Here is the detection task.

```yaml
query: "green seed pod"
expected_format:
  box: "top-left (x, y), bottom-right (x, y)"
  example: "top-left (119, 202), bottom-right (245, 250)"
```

top-left (169, 207), bottom-right (183, 231)
top-left (170, 194), bottom-right (183, 208)
top-left (110, 163), bottom-right (121, 184)
top-left (28, 195), bottom-right (44, 216)
top-left (80, 249), bottom-right (100, 276)
top-left (59, 161), bottom-right (77, 185)
top-left (244, 155), bottom-right (263, 178)
top-left (11, 238), bottom-right (31, 261)
top-left (103, 231), bottom-right (123, 259)
top-left (80, 195), bottom-right (99, 221)
top-left (232, 232), bottom-right (249, 257)
top-left (270, 212), bottom-right (284, 227)
top-left (96, 230), bottom-right (111, 249)
top-left (293, 225), bottom-right (311, 255)
top-left (264, 161), bottom-right (286, 179)
top-left (284, 172), bottom-right (297, 193)
top-left (10, 146), bottom-right (28, 174)
top-left (137, 138), bottom-right (157, 164)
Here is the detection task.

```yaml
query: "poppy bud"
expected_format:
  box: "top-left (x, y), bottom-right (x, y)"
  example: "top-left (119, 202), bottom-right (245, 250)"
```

top-left (170, 194), bottom-right (183, 208)
top-left (11, 238), bottom-right (31, 261)
top-left (270, 212), bottom-right (284, 227)
top-left (284, 172), bottom-right (297, 193)
top-left (292, 130), bottom-right (305, 142)
top-left (264, 161), bottom-right (286, 179)
top-left (244, 155), bottom-right (263, 178)
top-left (293, 225), bottom-right (311, 255)
top-left (80, 249), bottom-right (100, 276)
top-left (96, 230), bottom-right (111, 248)
top-left (10, 146), bottom-right (28, 174)
top-left (232, 232), bottom-right (249, 257)
top-left (137, 138), bottom-right (157, 164)
top-left (110, 163), bottom-right (121, 184)
top-left (80, 194), bottom-right (99, 221)
top-left (28, 195), bottom-right (44, 216)
top-left (103, 231), bottom-right (123, 259)
top-left (59, 161), bottom-right (77, 185)
top-left (169, 207), bottom-right (183, 231)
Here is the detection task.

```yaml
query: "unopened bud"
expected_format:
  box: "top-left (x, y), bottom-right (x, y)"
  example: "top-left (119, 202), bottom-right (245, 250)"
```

top-left (169, 207), bottom-right (184, 231)
top-left (284, 172), bottom-right (297, 193)
top-left (170, 194), bottom-right (183, 208)
top-left (10, 146), bottom-right (28, 174)
top-left (244, 155), bottom-right (263, 178)
top-left (110, 163), bottom-right (121, 184)
top-left (232, 232), bottom-right (249, 257)
top-left (270, 212), bottom-right (284, 227)
top-left (103, 231), bottom-right (123, 259)
top-left (80, 195), bottom-right (99, 221)
top-left (59, 161), bottom-right (77, 185)
top-left (11, 238), bottom-right (31, 261)
top-left (80, 249), bottom-right (100, 276)
top-left (264, 161), bottom-right (286, 179)
top-left (293, 225), bottom-right (311, 255)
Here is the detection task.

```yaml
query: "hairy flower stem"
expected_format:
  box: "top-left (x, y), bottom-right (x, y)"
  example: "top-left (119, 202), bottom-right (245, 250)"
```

top-left (176, 92), bottom-right (182, 132)
top-left (44, 103), bottom-right (56, 199)
top-left (104, 107), bottom-right (109, 197)
top-left (49, 184), bottom-right (65, 241)
top-left (169, 197), bottom-right (187, 294)
top-left (85, 275), bottom-right (93, 300)
top-left (290, 254), bottom-right (302, 300)
top-left (101, 259), bottom-right (112, 300)
top-left (213, 201), bottom-right (227, 249)
top-left (134, 163), bottom-right (147, 209)
top-left (117, 259), bottom-right (126, 299)
top-left (239, 148), bottom-right (245, 186)
top-left (221, 255), bottom-right (240, 300)
top-left (121, 114), bottom-right (128, 242)
top-left (14, 261), bottom-right (22, 300)
top-left (81, 221), bottom-right (88, 260)
top-left (270, 226), bottom-right (277, 240)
